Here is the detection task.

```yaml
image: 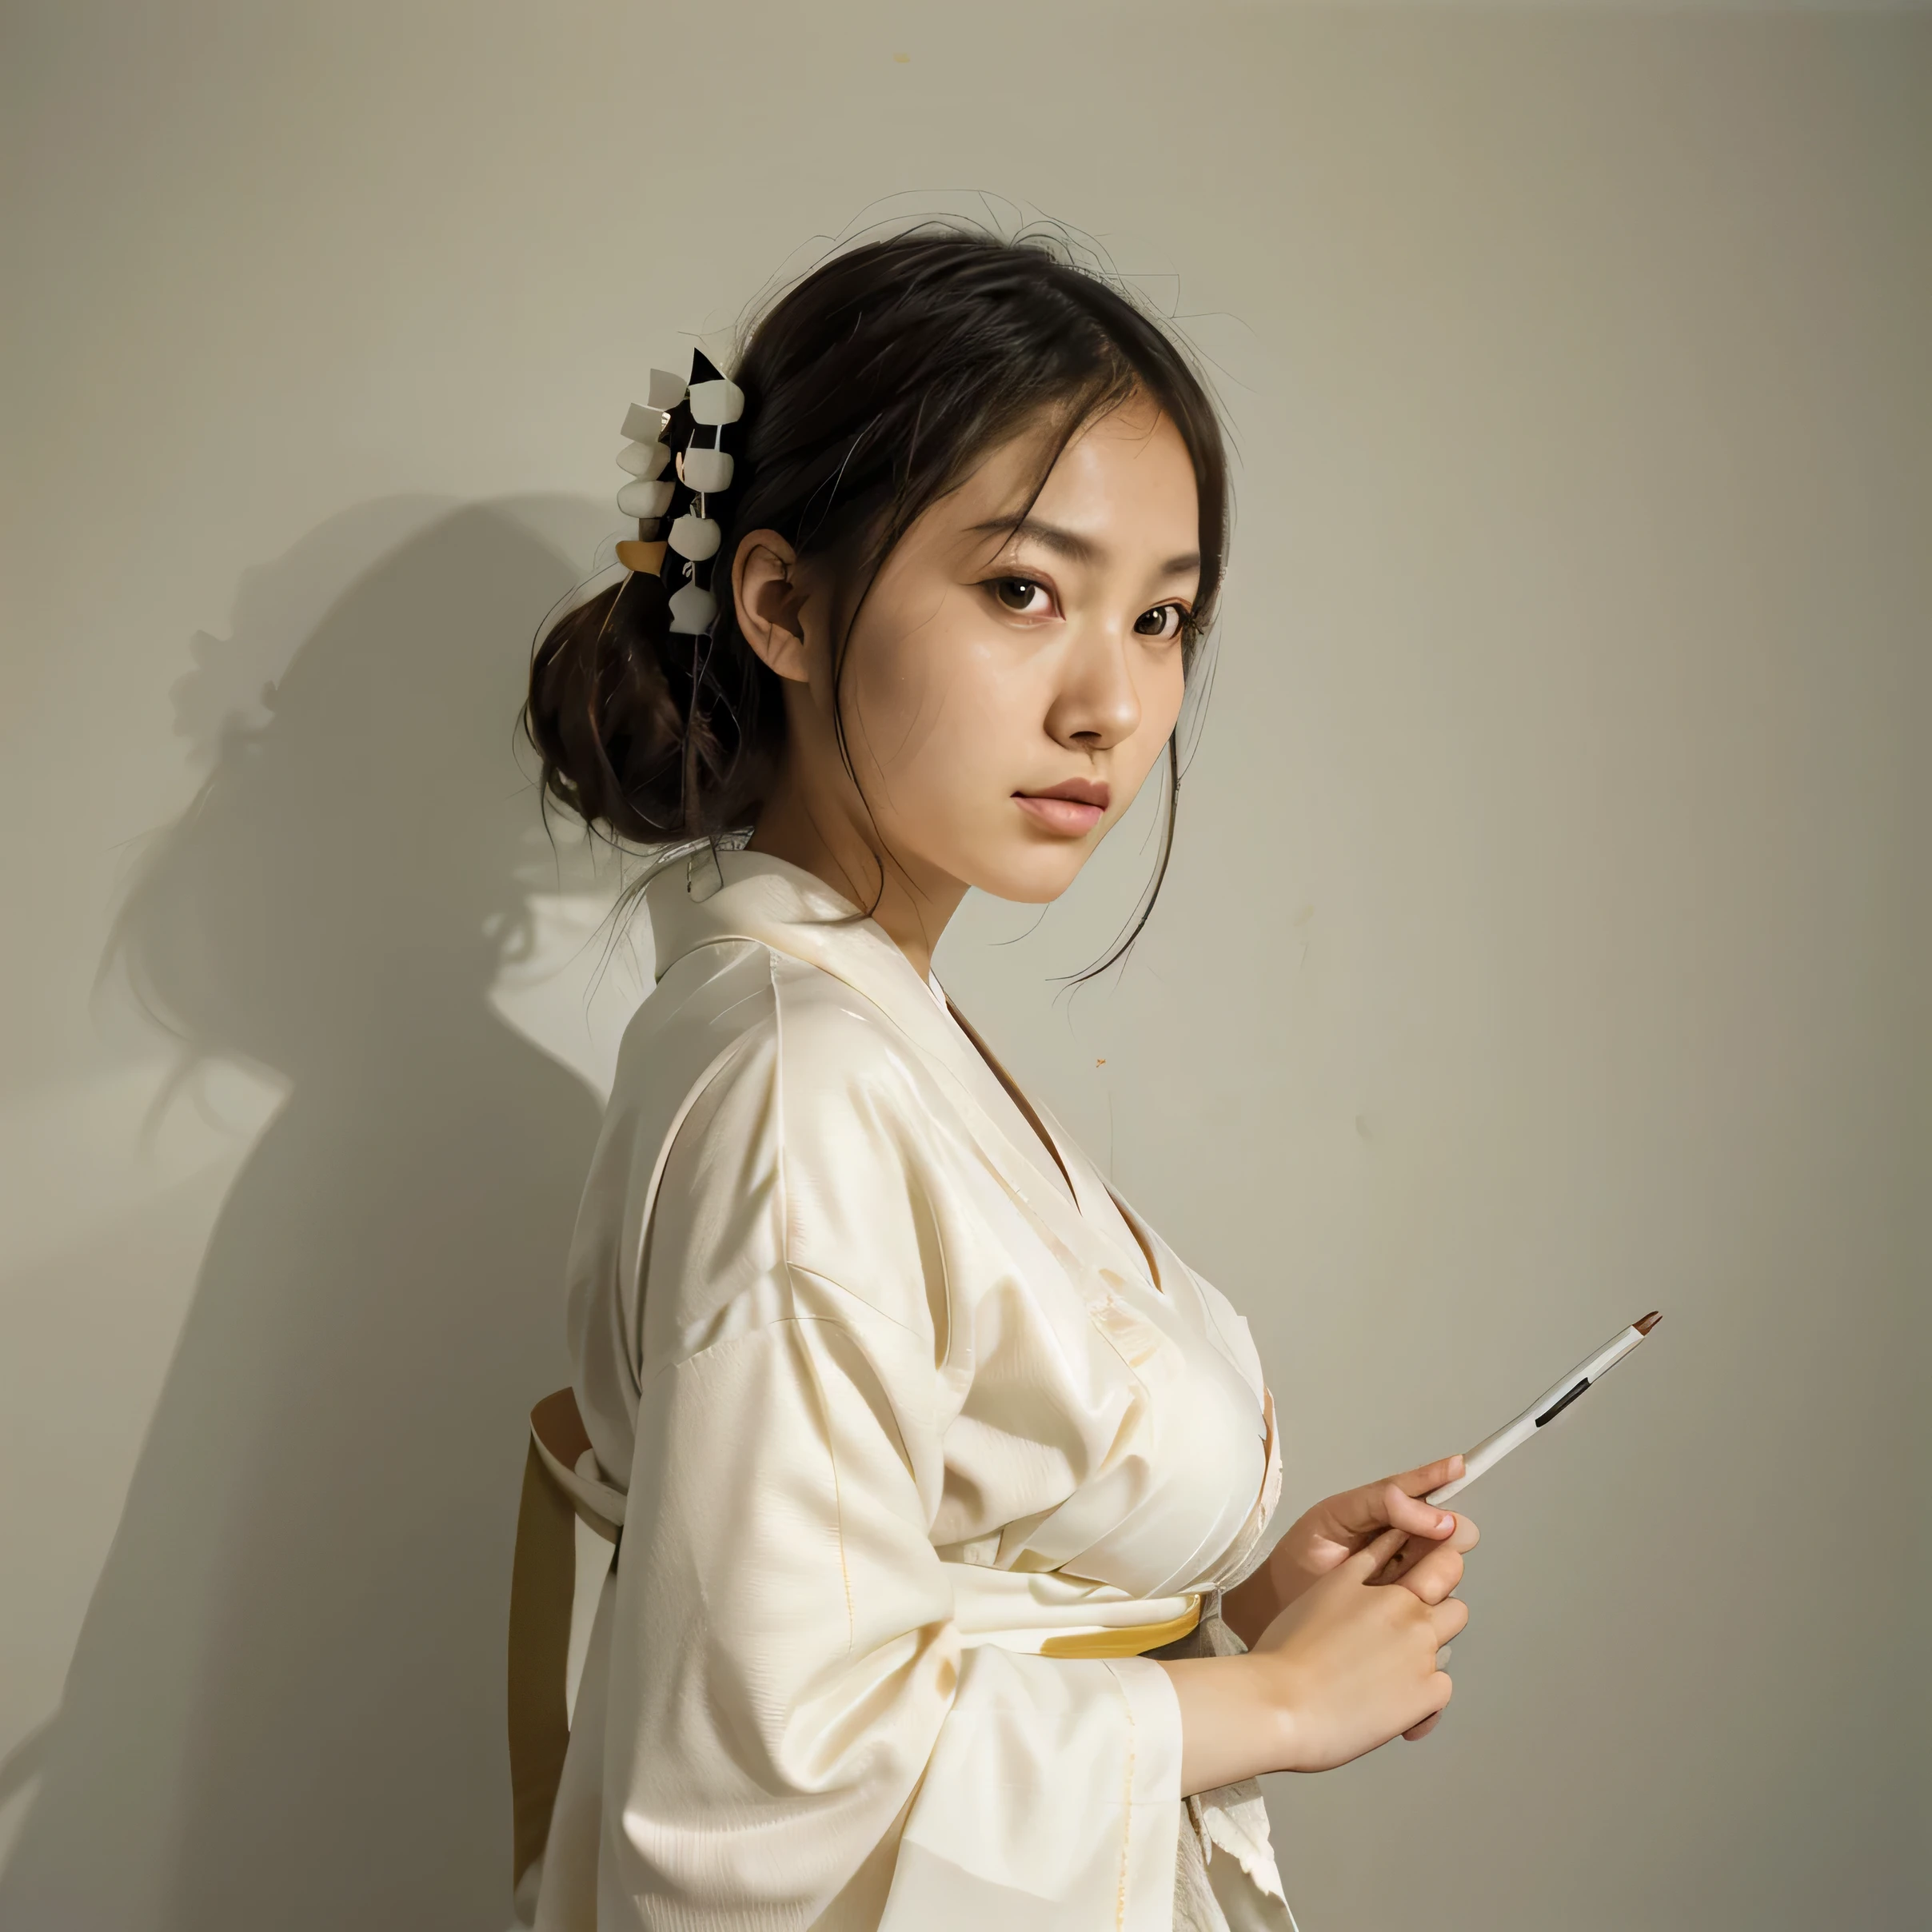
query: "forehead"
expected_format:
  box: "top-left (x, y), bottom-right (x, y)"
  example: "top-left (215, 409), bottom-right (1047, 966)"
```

top-left (942, 398), bottom-right (1200, 556)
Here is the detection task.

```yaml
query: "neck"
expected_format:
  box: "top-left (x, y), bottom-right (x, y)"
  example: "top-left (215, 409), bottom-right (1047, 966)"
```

top-left (745, 767), bottom-right (966, 981)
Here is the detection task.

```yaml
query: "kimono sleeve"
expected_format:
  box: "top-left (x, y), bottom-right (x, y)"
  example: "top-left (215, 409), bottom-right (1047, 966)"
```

top-left (596, 1004), bottom-right (1184, 1931)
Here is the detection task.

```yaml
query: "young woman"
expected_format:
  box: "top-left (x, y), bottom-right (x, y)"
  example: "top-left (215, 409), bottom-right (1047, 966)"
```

top-left (516, 228), bottom-right (1479, 1932)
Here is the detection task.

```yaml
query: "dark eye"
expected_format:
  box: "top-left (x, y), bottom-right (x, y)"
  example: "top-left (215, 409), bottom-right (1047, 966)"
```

top-left (991, 576), bottom-right (1050, 615)
top-left (1134, 605), bottom-right (1185, 641)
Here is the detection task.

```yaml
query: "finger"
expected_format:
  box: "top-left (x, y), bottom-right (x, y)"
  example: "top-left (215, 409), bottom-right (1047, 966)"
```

top-left (1401, 1712), bottom-right (1442, 1743)
top-left (1428, 1595), bottom-right (1471, 1643)
top-left (1368, 1537), bottom-right (1421, 1587)
top-left (1375, 1509), bottom-right (1478, 1590)
top-left (1389, 1454), bottom-right (1465, 1501)
top-left (1315, 1461), bottom-right (1463, 1544)
top-left (1379, 1480), bottom-right (1460, 1543)
top-left (1322, 1475), bottom-right (1460, 1553)
top-left (1340, 1524), bottom-right (1409, 1582)
top-left (1315, 1480), bottom-right (1415, 1543)
top-left (1393, 1543), bottom-right (1464, 1606)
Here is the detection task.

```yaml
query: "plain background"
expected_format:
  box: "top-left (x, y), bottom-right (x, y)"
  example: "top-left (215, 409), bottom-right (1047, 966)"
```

top-left (2, 2), bottom-right (1924, 1927)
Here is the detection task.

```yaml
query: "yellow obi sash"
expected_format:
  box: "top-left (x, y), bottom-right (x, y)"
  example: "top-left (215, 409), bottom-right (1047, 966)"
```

top-left (944, 1559), bottom-right (1202, 1659)
top-left (507, 1391), bottom-right (622, 1905)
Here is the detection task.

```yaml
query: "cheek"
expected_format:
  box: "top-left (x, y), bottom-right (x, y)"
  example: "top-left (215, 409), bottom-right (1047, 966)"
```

top-left (943, 633), bottom-right (1040, 753)
top-left (844, 619), bottom-right (1027, 807)
top-left (898, 641), bottom-right (1035, 828)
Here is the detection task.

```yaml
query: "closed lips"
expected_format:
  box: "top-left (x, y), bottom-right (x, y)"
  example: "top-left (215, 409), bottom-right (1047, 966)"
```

top-left (1013, 779), bottom-right (1109, 834)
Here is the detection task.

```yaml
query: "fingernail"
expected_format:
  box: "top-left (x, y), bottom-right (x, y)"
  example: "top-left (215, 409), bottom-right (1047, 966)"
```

top-left (1436, 1513), bottom-right (1455, 1533)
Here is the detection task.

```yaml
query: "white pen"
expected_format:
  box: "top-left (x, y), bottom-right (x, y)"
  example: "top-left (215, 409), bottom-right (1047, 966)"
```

top-left (1426, 1311), bottom-right (1663, 1506)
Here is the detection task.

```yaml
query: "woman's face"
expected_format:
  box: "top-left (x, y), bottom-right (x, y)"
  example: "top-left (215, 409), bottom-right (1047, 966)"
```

top-left (744, 392), bottom-right (1202, 924)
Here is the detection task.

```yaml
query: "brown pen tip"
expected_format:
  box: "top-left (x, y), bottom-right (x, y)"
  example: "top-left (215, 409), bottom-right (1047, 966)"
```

top-left (1635, 1310), bottom-right (1662, 1335)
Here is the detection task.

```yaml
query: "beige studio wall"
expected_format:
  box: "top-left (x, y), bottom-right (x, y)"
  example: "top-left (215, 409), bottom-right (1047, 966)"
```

top-left (2, 2), bottom-right (1923, 1927)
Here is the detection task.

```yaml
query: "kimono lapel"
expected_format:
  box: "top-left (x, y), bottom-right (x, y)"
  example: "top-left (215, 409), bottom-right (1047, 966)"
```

top-left (935, 992), bottom-right (1080, 1205)
top-left (642, 848), bottom-right (1155, 1287)
top-left (647, 846), bottom-right (964, 1065)
top-left (940, 996), bottom-right (1163, 1300)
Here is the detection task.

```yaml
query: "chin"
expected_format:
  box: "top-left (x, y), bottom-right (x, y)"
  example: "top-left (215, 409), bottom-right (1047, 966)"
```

top-left (968, 843), bottom-right (1093, 906)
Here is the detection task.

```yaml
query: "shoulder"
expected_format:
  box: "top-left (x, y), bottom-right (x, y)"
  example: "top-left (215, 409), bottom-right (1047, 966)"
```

top-left (633, 942), bottom-right (956, 1349)
top-left (617, 936), bottom-right (935, 1106)
top-left (764, 955), bottom-right (945, 1139)
top-left (693, 949), bottom-right (954, 1231)
top-left (617, 942), bottom-right (943, 1148)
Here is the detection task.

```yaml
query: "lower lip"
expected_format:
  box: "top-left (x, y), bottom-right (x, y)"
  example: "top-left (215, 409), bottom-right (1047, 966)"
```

top-left (1014, 794), bottom-right (1104, 836)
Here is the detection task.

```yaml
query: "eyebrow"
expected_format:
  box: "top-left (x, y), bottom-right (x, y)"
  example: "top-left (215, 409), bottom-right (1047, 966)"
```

top-left (970, 515), bottom-right (1200, 581)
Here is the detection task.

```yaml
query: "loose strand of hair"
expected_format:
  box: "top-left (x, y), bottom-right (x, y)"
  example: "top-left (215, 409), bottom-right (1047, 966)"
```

top-left (1066, 734), bottom-right (1180, 988)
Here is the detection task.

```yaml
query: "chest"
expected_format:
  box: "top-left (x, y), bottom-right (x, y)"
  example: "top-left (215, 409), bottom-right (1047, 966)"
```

top-left (915, 1105), bottom-right (1268, 1600)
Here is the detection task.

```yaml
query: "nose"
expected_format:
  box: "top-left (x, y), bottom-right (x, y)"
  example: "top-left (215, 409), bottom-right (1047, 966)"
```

top-left (1044, 621), bottom-right (1142, 752)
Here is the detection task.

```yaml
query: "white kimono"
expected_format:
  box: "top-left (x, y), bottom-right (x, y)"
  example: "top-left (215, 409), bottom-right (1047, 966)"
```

top-left (530, 847), bottom-right (1292, 1931)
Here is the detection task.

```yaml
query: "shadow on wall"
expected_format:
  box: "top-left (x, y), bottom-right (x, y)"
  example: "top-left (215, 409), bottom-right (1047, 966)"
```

top-left (0, 501), bottom-right (612, 1932)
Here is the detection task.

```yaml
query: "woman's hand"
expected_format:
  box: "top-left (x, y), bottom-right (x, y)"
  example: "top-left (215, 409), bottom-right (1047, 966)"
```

top-left (1254, 1526), bottom-right (1467, 1770)
top-left (1221, 1454), bottom-right (1478, 1649)
top-left (1160, 1527), bottom-right (1467, 1790)
top-left (1374, 1506), bottom-right (1477, 1742)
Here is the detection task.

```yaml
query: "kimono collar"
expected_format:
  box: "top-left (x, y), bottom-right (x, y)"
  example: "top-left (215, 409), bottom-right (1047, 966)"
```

top-left (643, 844), bottom-right (966, 1073)
top-left (644, 844), bottom-right (1152, 1267)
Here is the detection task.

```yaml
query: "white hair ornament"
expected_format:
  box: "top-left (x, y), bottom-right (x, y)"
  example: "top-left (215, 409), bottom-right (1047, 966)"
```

top-left (613, 349), bottom-right (746, 635)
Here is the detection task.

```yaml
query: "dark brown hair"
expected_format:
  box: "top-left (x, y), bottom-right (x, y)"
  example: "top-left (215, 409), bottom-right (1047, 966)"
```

top-left (524, 224), bottom-right (1231, 960)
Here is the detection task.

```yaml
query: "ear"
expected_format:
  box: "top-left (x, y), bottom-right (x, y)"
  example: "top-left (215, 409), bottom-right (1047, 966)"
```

top-left (732, 529), bottom-right (811, 685)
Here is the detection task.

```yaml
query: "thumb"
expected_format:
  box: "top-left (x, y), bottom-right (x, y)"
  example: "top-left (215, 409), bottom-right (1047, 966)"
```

top-left (1339, 1524), bottom-right (1407, 1583)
